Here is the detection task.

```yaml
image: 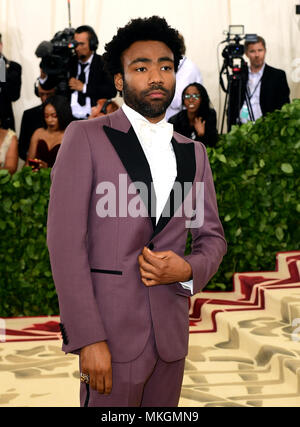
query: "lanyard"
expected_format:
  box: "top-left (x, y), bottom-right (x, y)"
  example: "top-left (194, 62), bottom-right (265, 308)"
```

top-left (247, 76), bottom-right (262, 99)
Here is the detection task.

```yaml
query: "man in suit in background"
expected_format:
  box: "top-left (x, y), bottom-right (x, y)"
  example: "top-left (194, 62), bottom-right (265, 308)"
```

top-left (47, 16), bottom-right (226, 407)
top-left (68, 25), bottom-right (117, 119)
top-left (18, 80), bottom-right (56, 161)
top-left (0, 33), bottom-right (22, 130)
top-left (39, 25), bottom-right (117, 120)
top-left (229, 36), bottom-right (290, 128)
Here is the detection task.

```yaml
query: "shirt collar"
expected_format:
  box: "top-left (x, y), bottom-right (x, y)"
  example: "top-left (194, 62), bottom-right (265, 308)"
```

top-left (122, 103), bottom-right (167, 126)
top-left (248, 62), bottom-right (265, 77)
top-left (122, 103), bottom-right (173, 147)
top-left (79, 53), bottom-right (94, 66)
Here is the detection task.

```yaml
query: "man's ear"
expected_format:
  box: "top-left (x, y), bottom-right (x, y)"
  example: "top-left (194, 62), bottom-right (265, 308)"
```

top-left (114, 73), bottom-right (124, 92)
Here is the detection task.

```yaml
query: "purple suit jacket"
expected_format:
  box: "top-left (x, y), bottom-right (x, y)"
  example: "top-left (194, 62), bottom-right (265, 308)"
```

top-left (47, 108), bottom-right (227, 363)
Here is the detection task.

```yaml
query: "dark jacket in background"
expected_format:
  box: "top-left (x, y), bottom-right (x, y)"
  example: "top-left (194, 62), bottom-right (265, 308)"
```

top-left (41, 53), bottom-right (117, 105)
top-left (68, 54), bottom-right (117, 105)
top-left (168, 108), bottom-right (218, 147)
top-left (228, 63), bottom-right (290, 129)
top-left (0, 57), bottom-right (22, 130)
top-left (258, 64), bottom-right (290, 115)
top-left (18, 105), bottom-right (44, 161)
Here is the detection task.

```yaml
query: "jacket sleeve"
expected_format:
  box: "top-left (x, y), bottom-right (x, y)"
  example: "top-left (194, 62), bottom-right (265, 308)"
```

top-left (47, 121), bottom-right (107, 354)
top-left (18, 110), bottom-right (32, 161)
top-left (196, 109), bottom-right (218, 147)
top-left (277, 70), bottom-right (290, 109)
top-left (6, 60), bottom-right (22, 102)
top-left (183, 143), bottom-right (227, 295)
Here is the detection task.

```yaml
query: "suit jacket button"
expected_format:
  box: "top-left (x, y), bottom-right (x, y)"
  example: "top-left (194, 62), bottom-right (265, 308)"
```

top-left (148, 243), bottom-right (154, 250)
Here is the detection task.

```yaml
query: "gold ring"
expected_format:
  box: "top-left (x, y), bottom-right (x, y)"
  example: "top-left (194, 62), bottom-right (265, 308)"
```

top-left (80, 372), bottom-right (90, 384)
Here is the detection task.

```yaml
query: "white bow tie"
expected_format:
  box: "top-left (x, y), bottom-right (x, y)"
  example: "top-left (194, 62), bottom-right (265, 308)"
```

top-left (136, 119), bottom-right (173, 148)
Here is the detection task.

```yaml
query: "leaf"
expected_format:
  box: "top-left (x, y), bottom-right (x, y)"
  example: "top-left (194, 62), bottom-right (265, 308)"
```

top-left (13, 180), bottom-right (21, 188)
top-left (235, 228), bottom-right (242, 237)
top-left (275, 227), bottom-right (284, 241)
top-left (25, 175), bottom-right (33, 186)
top-left (217, 154), bottom-right (227, 164)
top-left (224, 214), bottom-right (231, 222)
top-left (281, 163), bottom-right (294, 174)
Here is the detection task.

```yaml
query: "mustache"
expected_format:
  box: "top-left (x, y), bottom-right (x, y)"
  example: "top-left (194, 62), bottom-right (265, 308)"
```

top-left (142, 85), bottom-right (170, 96)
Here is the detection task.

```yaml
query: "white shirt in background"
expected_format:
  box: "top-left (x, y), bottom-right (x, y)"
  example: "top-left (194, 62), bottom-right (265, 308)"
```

top-left (71, 54), bottom-right (94, 119)
top-left (240, 63), bottom-right (265, 123)
top-left (165, 56), bottom-right (203, 120)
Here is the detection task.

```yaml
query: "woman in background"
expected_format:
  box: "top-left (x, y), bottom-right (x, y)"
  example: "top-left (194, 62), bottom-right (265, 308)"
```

top-left (26, 95), bottom-right (73, 170)
top-left (0, 121), bottom-right (18, 174)
top-left (168, 82), bottom-right (218, 147)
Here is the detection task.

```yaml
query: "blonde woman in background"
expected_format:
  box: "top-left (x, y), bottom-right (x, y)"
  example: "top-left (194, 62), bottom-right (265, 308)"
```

top-left (0, 122), bottom-right (18, 174)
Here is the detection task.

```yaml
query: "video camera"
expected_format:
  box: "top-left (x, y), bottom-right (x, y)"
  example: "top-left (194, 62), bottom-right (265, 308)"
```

top-left (35, 27), bottom-right (78, 95)
top-left (221, 25), bottom-right (257, 70)
top-left (219, 26), bottom-right (258, 133)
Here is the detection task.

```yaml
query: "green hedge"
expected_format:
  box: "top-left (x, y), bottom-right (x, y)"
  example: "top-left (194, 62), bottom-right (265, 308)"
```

top-left (0, 168), bottom-right (57, 316)
top-left (205, 99), bottom-right (300, 290)
top-left (0, 100), bottom-right (299, 316)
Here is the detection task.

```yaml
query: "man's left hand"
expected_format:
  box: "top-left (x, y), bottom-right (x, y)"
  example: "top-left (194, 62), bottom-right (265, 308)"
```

top-left (138, 247), bottom-right (192, 287)
top-left (69, 77), bottom-right (84, 92)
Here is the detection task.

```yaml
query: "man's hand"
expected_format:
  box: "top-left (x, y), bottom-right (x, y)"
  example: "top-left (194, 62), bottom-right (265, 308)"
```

top-left (69, 77), bottom-right (84, 92)
top-left (138, 247), bottom-right (192, 287)
top-left (80, 341), bottom-right (112, 394)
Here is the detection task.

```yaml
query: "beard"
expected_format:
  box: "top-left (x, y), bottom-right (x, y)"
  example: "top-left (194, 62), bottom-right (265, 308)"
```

top-left (122, 79), bottom-right (175, 119)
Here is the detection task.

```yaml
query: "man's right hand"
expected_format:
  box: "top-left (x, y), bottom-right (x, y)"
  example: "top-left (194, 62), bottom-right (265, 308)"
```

top-left (80, 341), bottom-right (112, 394)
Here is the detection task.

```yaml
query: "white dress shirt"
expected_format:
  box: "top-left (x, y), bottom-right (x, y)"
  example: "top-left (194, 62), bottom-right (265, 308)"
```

top-left (122, 104), bottom-right (193, 293)
top-left (240, 63), bottom-right (265, 123)
top-left (165, 56), bottom-right (203, 120)
top-left (71, 54), bottom-right (94, 119)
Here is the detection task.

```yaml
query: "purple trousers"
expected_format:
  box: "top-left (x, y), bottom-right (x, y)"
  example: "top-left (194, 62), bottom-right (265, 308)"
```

top-left (80, 328), bottom-right (185, 407)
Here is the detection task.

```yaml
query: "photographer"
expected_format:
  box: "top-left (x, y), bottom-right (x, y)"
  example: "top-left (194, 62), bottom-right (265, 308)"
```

top-left (0, 33), bottom-right (22, 130)
top-left (39, 25), bottom-right (116, 120)
top-left (228, 36), bottom-right (290, 127)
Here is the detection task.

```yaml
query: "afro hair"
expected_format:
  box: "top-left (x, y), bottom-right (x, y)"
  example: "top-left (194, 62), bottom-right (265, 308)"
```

top-left (103, 16), bottom-right (185, 78)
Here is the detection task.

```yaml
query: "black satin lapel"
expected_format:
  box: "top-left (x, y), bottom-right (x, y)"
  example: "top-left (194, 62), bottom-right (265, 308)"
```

top-left (103, 125), bottom-right (156, 229)
top-left (153, 138), bottom-right (196, 238)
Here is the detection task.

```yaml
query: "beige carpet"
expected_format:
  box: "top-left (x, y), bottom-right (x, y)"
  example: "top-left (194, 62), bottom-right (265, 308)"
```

top-left (1, 251), bottom-right (300, 407)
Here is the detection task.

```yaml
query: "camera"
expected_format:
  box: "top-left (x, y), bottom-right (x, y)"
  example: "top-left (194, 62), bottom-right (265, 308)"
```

top-left (35, 28), bottom-right (78, 95)
top-left (221, 25), bottom-right (257, 69)
top-left (219, 26), bottom-right (258, 133)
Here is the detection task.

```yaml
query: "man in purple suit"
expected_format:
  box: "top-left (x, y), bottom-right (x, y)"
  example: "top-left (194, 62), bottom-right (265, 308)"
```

top-left (47, 16), bottom-right (227, 407)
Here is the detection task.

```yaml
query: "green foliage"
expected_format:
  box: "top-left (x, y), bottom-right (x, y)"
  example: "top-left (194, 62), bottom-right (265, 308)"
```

top-left (0, 101), bottom-right (300, 315)
top-left (205, 100), bottom-right (300, 290)
top-left (0, 167), bottom-right (58, 316)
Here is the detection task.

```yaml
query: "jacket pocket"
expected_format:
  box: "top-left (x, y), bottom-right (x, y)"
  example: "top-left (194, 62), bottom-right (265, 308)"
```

top-left (90, 268), bottom-right (122, 276)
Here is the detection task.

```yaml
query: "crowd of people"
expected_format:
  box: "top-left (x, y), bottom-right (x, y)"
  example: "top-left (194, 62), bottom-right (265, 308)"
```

top-left (0, 25), bottom-right (117, 174)
top-left (0, 25), bottom-right (291, 175)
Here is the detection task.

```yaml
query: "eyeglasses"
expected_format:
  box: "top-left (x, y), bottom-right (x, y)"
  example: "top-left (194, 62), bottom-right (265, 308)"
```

top-left (184, 94), bottom-right (201, 100)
